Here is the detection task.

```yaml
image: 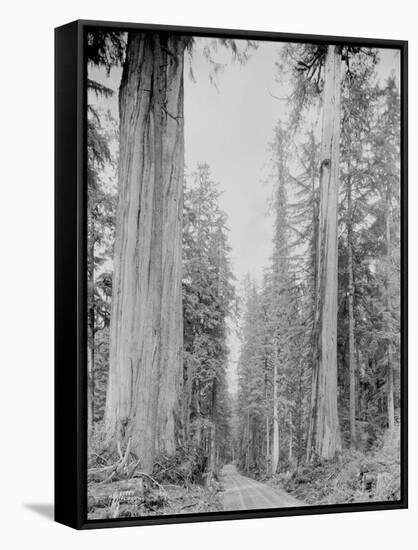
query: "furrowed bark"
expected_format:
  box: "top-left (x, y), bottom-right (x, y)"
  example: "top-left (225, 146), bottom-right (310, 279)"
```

top-left (155, 35), bottom-right (185, 456)
top-left (307, 45), bottom-right (342, 462)
top-left (104, 33), bottom-right (187, 472)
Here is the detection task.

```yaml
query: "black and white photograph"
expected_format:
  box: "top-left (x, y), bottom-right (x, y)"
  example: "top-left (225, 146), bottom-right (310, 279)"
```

top-left (2, 0), bottom-right (417, 545)
top-left (85, 26), bottom-right (404, 521)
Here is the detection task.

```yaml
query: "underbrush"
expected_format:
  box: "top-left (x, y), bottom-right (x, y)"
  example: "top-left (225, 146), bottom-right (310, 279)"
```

top-left (268, 429), bottom-right (401, 505)
top-left (87, 427), bottom-right (223, 519)
top-left (152, 443), bottom-right (208, 486)
top-left (88, 479), bottom-right (223, 520)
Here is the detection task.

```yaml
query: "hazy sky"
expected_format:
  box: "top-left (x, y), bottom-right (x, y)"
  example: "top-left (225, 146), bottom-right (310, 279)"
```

top-left (89, 38), bottom-right (400, 393)
top-left (185, 40), bottom-right (285, 287)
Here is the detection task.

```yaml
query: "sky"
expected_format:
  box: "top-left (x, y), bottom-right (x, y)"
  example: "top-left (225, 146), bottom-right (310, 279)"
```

top-left (89, 38), bottom-right (400, 394)
top-left (184, 40), bottom-right (286, 287)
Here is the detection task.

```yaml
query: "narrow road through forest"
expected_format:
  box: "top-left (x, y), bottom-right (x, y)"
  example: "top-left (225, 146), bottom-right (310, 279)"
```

top-left (221, 464), bottom-right (304, 511)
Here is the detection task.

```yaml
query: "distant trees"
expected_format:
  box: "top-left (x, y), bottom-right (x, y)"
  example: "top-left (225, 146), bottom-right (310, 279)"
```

top-left (236, 279), bottom-right (265, 473)
top-left (337, 60), bottom-right (400, 449)
top-left (86, 31), bottom-right (123, 443)
top-left (374, 77), bottom-right (401, 432)
top-left (338, 52), bottom-right (379, 448)
top-left (86, 69), bottom-right (117, 438)
top-left (236, 124), bottom-right (307, 473)
top-left (182, 163), bottom-right (236, 480)
top-left (364, 76), bottom-right (401, 435)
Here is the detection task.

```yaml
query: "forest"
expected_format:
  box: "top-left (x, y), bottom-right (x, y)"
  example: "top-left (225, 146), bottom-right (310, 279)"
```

top-left (86, 31), bottom-right (402, 519)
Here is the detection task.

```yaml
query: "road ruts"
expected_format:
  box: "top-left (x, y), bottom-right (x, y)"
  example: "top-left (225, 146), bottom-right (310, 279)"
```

top-left (221, 464), bottom-right (304, 511)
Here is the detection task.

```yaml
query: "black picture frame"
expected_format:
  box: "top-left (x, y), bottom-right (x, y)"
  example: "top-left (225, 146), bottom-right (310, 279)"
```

top-left (55, 19), bottom-right (408, 530)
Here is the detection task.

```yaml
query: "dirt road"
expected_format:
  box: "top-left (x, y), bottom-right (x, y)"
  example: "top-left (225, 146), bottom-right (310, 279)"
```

top-left (221, 464), bottom-right (304, 511)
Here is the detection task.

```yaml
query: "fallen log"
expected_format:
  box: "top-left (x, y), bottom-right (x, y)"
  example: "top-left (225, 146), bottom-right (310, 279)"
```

top-left (88, 478), bottom-right (145, 509)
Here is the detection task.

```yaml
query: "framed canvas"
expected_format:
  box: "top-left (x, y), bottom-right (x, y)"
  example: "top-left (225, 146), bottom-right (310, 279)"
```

top-left (55, 19), bottom-right (408, 529)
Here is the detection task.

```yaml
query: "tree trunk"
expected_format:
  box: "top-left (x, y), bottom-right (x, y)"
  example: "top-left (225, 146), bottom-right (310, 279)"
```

top-left (87, 344), bottom-right (94, 438)
top-left (311, 129), bottom-right (319, 293)
top-left (347, 178), bottom-right (357, 448)
top-left (87, 240), bottom-right (95, 439)
top-left (264, 366), bottom-right (270, 474)
top-left (288, 411), bottom-right (293, 463)
top-left (192, 379), bottom-right (202, 446)
top-left (385, 188), bottom-right (395, 430)
top-left (272, 343), bottom-right (279, 473)
top-left (296, 360), bottom-right (305, 466)
top-left (246, 408), bottom-right (250, 473)
top-left (307, 45), bottom-right (342, 462)
top-left (104, 33), bottom-right (187, 472)
top-left (182, 356), bottom-right (193, 444)
top-left (205, 421), bottom-right (216, 486)
top-left (205, 379), bottom-right (217, 484)
top-left (265, 415), bottom-right (270, 473)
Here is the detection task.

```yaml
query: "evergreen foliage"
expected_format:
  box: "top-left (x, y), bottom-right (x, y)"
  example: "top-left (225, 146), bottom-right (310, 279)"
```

top-left (235, 49), bottom-right (401, 482)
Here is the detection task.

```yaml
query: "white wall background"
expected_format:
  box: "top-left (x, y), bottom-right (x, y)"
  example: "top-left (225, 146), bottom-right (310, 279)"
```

top-left (0, 0), bottom-right (415, 547)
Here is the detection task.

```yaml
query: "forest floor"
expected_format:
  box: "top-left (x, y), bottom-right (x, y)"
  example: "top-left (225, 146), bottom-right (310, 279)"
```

top-left (88, 480), bottom-right (223, 519)
top-left (263, 429), bottom-right (401, 506)
top-left (87, 437), bottom-right (224, 519)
